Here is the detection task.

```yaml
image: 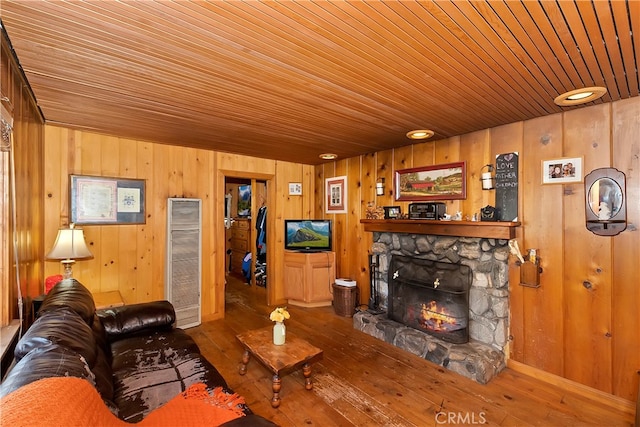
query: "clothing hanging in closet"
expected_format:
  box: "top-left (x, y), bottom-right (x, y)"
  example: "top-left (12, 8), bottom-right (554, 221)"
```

top-left (255, 206), bottom-right (266, 260)
top-left (255, 205), bottom-right (267, 287)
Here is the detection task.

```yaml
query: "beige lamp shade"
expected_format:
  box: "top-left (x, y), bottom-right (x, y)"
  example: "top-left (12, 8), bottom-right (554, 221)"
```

top-left (46, 226), bottom-right (93, 261)
top-left (46, 225), bottom-right (93, 279)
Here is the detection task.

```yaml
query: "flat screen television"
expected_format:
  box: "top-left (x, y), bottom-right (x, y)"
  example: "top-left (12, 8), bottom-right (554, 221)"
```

top-left (284, 219), bottom-right (332, 252)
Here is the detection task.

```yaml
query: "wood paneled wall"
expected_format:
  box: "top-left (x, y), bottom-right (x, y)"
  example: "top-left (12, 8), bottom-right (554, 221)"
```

top-left (43, 127), bottom-right (314, 320)
top-left (315, 98), bottom-right (640, 402)
top-left (1, 32), bottom-right (45, 325)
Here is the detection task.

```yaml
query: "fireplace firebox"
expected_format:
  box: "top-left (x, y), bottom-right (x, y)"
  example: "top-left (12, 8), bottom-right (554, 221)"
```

top-left (388, 255), bottom-right (472, 344)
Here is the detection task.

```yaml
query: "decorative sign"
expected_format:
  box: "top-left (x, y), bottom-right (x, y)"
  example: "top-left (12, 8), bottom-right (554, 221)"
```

top-left (494, 152), bottom-right (518, 222)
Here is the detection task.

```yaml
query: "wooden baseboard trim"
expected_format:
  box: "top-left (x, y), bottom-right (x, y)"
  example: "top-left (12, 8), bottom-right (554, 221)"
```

top-left (507, 359), bottom-right (635, 416)
top-left (201, 312), bottom-right (224, 323)
top-left (287, 299), bottom-right (332, 308)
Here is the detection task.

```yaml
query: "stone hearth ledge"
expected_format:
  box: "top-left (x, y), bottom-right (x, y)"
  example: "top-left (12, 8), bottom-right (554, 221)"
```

top-left (354, 311), bottom-right (506, 384)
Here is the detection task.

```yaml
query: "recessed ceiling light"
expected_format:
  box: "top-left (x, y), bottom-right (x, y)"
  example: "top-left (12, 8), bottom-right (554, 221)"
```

top-left (406, 129), bottom-right (435, 140)
top-left (319, 153), bottom-right (338, 160)
top-left (554, 86), bottom-right (607, 106)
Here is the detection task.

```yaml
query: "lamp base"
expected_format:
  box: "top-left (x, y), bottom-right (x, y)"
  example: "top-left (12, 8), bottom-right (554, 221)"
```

top-left (61, 260), bottom-right (75, 280)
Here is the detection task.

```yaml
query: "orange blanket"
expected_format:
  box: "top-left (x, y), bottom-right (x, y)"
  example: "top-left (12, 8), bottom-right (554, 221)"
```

top-left (1, 377), bottom-right (246, 427)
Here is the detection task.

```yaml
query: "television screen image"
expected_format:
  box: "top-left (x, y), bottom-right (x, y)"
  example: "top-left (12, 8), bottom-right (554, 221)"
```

top-left (285, 219), bottom-right (332, 252)
top-left (237, 185), bottom-right (251, 217)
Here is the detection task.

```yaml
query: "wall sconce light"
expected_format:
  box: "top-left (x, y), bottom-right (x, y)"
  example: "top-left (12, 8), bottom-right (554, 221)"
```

top-left (46, 223), bottom-right (93, 279)
top-left (376, 177), bottom-right (385, 196)
top-left (480, 165), bottom-right (496, 190)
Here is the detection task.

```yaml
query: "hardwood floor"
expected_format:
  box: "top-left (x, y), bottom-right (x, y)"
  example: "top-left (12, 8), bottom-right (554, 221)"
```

top-left (187, 276), bottom-right (634, 426)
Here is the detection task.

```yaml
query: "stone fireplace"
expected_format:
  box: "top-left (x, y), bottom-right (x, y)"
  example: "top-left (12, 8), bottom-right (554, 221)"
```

top-left (354, 229), bottom-right (512, 384)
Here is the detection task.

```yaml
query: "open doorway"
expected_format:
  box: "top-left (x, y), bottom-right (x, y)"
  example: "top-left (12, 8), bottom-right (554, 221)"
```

top-left (224, 176), bottom-right (269, 304)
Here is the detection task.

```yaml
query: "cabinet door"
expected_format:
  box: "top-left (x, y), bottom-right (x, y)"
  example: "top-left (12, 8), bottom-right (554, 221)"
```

top-left (283, 262), bottom-right (305, 300)
top-left (309, 261), bottom-right (334, 301)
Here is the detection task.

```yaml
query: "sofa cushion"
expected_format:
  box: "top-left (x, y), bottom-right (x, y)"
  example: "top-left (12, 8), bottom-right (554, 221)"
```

top-left (109, 329), bottom-right (230, 422)
top-left (0, 344), bottom-right (95, 399)
top-left (15, 308), bottom-right (97, 365)
top-left (12, 308), bottom-right (115, 402)
top-left (98, 301), bottom-right (175, 340)
top-left (40, 278), bottom-right (96, 324)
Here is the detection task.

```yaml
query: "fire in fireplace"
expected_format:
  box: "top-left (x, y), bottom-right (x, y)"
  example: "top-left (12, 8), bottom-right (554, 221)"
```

top-left (388, 255), bottom-right (472, 344)
top-left (420, 300), bottom-right (463, 332)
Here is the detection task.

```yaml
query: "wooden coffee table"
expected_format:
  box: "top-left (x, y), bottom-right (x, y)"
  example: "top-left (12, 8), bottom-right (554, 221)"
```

top-left (236, 326), bottom-right (323, 408)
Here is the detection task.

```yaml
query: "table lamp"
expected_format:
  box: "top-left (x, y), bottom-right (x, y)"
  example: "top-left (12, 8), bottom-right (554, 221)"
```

top-left (46, 223), bottom-right (93, 279)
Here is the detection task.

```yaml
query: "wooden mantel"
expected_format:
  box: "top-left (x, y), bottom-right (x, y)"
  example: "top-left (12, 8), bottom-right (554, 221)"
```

top-left (360, 219), bottom-right (520, 240)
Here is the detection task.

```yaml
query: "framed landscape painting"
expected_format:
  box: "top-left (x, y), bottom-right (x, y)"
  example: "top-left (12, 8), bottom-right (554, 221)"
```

top-left (395, 162), bottom-right (466, 201)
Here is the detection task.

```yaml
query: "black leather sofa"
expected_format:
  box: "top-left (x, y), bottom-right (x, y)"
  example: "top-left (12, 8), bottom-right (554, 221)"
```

top-left (0, 279), bottom-right (275, 426)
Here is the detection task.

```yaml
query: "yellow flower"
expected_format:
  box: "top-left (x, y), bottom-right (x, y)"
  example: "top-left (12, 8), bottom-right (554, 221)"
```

top-left (269, 307), bottom-right (290, 323)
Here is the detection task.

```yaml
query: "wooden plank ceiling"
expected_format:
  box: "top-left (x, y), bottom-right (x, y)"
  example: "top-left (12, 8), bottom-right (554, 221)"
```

top-left (1, 1), bottom-right (638, 165)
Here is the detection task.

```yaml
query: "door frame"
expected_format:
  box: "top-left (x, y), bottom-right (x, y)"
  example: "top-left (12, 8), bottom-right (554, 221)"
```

top-left (219, 170), bottom-right (276, 307)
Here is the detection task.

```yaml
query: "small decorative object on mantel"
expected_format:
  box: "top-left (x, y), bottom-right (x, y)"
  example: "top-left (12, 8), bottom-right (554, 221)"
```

top-left (365, 202), bottom-right (385, 219)
top-left (269, 307), bottom-right (290, 345)
top-left (408, 202), bottom-right (446, 219)
top-left (480, 205), bottom-right (500, 221)
top-left (383, 206), bottom-right (401, 219)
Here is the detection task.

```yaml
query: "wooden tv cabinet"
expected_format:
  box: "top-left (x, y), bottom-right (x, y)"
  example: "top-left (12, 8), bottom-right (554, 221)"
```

top-left (283, 251), bottom-right (335, 307)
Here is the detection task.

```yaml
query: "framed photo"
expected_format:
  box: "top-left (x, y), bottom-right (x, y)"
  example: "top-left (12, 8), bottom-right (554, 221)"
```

top-left (325, 175), bottom-right (347, 214)
top-left (542, 157), bottom-right (583, 184)
top-left (237, 184), bottom-right (251, 217)
top-left (395, 162), bottom-right (466, 201)
top-left (288, 182), bottom-right (302, 195)
top-left (70, 174), bottom-right (145, 224)
top-left (384, 206), bottom-right (402, 219)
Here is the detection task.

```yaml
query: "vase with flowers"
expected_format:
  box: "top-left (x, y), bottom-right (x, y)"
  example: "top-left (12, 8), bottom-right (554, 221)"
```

top-left (269, 307), bottom-right (290, 345)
